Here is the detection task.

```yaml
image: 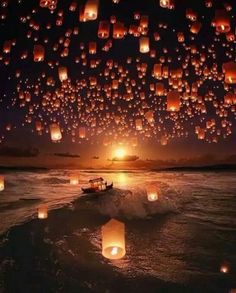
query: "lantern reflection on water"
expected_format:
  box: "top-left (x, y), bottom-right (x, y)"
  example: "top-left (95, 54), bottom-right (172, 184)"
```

top-left (38, 206), bottom-right (48, 219)
top-left (0, 176), bottom-right (5, 191)
top-left (102, 219), bottom-right (126, 260)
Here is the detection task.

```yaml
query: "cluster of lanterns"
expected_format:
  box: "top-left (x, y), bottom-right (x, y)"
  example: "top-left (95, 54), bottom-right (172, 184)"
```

top-left (0, 0), bottom-right (235, 146)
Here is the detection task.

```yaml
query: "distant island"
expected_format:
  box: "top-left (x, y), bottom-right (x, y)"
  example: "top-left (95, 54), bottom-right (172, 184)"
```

top-left (157, 164), bottom-right (236, 172)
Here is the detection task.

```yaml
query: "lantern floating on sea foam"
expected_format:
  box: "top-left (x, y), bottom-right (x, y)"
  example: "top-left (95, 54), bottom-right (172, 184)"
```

top-left (102, 219), bottom-right (126, 260)
top-left (38, 206), bottom-right (48, 219)
top-left (0, 176), bottom-right (5, 191)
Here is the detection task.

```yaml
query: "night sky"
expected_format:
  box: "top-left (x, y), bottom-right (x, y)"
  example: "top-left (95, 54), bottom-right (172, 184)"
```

top-left (0, 0), bottom-right (235, 168)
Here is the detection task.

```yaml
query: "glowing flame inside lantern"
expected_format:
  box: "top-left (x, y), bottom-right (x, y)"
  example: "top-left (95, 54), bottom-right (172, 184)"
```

top-left (0, 176), bottom-right (5, 191)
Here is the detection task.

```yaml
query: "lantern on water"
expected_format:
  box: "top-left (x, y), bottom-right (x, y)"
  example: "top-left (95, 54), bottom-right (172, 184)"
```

top-left (84, 0), bottom-right (99, 20)
top-left (222, 62), bottom-right (236, 84)
top-left (38, 206), bottom-right (48, 219)
top-left (0, 176), bottom-right (4, 191)
top-left (50, 123), bottom-right (62, 142)
top-left (167, 91), bottom-right (180, 111)
top-left (139, 37), bottom-right (149, 53)
top-left (147, 186), bottom-right (159, 202)
top-left (70, 176), bottom-right (79, 185)
top-left (33, 45), bottom-right (45, 62)
top-left (58, 66), bottom-right (68, 82)
top-left (102, 219), bottom-right (126, 260)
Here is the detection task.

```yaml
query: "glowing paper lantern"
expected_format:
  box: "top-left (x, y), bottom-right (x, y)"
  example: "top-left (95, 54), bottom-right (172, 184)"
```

top-left (223, 62), bottom-right (236, 84)
top-left (102, 219), bottom-right (126, 260)
top-left (147, 186), bottom-right (159, 202)
top-left (214, 10), bottom-right (231, 33)
top-left (33, 45), bottom-right (45, 62)
top-left (79, 127), bottom-right (86, 138)
top-left (50, 123), bottom-right (62, 142)
top-left (98, 21), bottom-right (110, 38)
top-left (0, 176), bottom-right (5, 191)
top-left (70, 176), bottom-right (79, 185)
top-left (84, 0), bottom-right (99, 20)
top-left (38, 206), bottom-right (48, 219)
top-left (58, 66), bottom-right (68, 82)
top-left (135, 119), bottom-right (143, 130)
top-left (139, 37), bottom-right (150, 53)
top-left (167, 91), bottom-right (180, 111)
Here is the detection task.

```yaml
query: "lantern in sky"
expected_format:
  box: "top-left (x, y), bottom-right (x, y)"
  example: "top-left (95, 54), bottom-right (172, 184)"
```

top-left (139, 37), bottom-right (150, 53)
top-left (33, 44), bottom-right (45, 62)
top-left (223, 62), bottom-right (236, 84)
top-left (84, 0), bottom-right (99, 21)
top-left (79, 127), bottom-right (86, 138)
top-left (167, 91), bottom-right (180, 111)
top-left (0, 176), bottom-right (5, 191)
top-left (98, 21), bottom-right (110, 38)
top-left (58, 66), bottom-right (68, 82)
top-left (214, 10), bottom-right (231, 33)
top-left (38, 206), bottom-right (48, 219)
top-left (50, 123), bottom-right (62, 142)
top-left (102, 219), bottom-right (126, 260)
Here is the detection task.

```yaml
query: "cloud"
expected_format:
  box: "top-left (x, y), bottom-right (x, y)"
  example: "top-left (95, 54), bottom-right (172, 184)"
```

top-left (0, 147), bottom-right (39, 157)
top-left (54, 152), bottom-right (80, 158)
top-left (110, 155), bottom-right (139, 162)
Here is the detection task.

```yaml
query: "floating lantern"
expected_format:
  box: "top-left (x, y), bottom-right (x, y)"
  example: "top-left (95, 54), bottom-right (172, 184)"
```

top-left (167, 91), bottom-right (180, 111)
top-left (38, 206), bottom-right (48, 219)
top-left (102, 219), bottom-right (126, 260)
top-left (98, 21), bottom-right (110, 38)
top-left (84, 0), bottom-right (99, 21)
top-left (147, 186), bottom-right (159, 202)
top-left (220, 263), bottom-right (230, 274)
top-left (0, 176), bottom-right (5, 191)
top-left (79, 127), bottom-right (86, 138)
top-left (50, 123), bottom-right (62, 142)
top-left (139, 37), bottom-right (150, 53)
top-left (214, 10), bottom-right (231, 33)
top-left (70, 176), bottom-right (79, 185)
top-left (222, 62), bottom-right (236, 84)
top-left (58, 66), bottom-right (68, 82)
top-left (33, 44), bottom-right (45, 62)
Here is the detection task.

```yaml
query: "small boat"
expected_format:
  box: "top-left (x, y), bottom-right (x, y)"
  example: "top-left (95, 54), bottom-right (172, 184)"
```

top-left (81, 177), bottom-right (113, 194)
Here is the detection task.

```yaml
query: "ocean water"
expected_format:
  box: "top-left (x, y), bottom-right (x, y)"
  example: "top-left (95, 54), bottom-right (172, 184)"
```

top-left (0, 170), bottom-right (236, 292)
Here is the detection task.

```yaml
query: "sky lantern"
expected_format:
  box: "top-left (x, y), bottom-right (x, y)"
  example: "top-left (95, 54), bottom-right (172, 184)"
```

top-left (135, 118), bottom-right (143, 130)
top-left (167, 91), bottom-right (180, 111)
top-left (113, 22), bottom-right (126, 39)
top-left (222, 62), bottom-right (236, 84)
top-left (84, 0), bottom-right (99, 21)
top-left (33, 45), bottom-right (45, 62)
top-left (0, 176), bottom-right (4, 191)
top-left (38, 206), bottom-right (48, 219)
top-left (139, 37), bottom-right (150, 53)
top-left (160, 0), bottom-right (174, 9)
top-left (214, 10), bottom-right (231, 33)
top-left (79, 127), bottom-right (86, 138)
top-left (98, 21), bottom-right (110, 38)
top-left (50, 123), bottom-right (62, 142)
top-left (58, 66), bottom-right (68, 82)
top-left (102, 219), bottom-right (126, 260)
top-left (190, 22), bottom-right (202, 34)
